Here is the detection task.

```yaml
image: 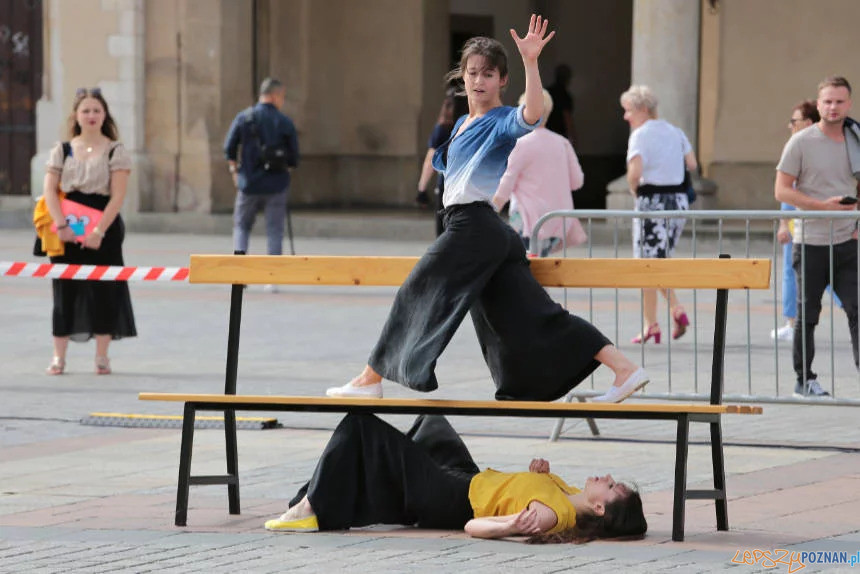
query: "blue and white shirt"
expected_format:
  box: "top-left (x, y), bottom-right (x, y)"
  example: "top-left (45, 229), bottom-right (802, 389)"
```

top-left (433, 105), bottom-right (538, 207)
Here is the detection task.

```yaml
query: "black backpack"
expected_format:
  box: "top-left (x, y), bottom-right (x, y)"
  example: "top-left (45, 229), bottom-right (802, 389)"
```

top-left (244, 109), bottom-right (294, 173)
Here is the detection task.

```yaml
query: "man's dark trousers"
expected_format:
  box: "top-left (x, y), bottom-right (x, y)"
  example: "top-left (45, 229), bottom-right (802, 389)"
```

top-left (792, 239), bottom-right (860, 384)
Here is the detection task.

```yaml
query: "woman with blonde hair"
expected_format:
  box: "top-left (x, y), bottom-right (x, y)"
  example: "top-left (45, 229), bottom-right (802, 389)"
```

top-left (621, 85), bottom-right (696, 344)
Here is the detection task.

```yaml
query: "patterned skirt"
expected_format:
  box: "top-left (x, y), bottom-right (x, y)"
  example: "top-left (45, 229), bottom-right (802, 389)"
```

top-left (632, 189), bottom-right (688, 259)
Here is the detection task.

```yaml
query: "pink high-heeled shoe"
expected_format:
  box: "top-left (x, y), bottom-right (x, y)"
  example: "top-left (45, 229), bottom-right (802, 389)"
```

top-left (631, 323), bottom-right (661, 344)
top-left (672, 309), bottom-right (690, 340)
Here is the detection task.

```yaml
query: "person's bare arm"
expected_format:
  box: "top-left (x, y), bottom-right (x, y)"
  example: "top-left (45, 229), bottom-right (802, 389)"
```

top-left (417, 148), bottom-right (437, 194)
top-left (43, 170), bottom-right (75, 243)
top-left (777, 220), bottom-right (792, 244)
top-left (228, 160), bottom-right (239, 188)
top-left (684, 151), bottom-right (698, 172)
top-left (774, 171), bottom-right (853, 211)
top-left (626, 156), bottom-right (643, 197)
top-left (82, 169), bottom-right (129, 250)
top-left (464, 501), bottom-right (557, 539)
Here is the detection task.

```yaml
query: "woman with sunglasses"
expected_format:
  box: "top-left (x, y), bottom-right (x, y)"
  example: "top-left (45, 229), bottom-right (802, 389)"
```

top-left (42, 87), bottom-right (137, 375)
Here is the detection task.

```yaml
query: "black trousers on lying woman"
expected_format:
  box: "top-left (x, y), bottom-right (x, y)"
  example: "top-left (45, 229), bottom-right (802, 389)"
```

top-left (288, 413), bottom-right (479, 531)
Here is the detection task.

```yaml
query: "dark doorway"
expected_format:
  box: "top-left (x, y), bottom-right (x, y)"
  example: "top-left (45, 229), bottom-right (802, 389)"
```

top-left (0, 0), bottom-right (42, 196)
top-left (449, 14), bottom-right (493, 69)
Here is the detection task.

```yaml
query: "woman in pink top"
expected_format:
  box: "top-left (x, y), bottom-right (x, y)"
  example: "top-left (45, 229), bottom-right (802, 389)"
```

top-left (493, 89), bottom-right (586, 256)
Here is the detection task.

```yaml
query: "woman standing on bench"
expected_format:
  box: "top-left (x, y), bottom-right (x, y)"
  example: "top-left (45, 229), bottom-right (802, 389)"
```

top-left (265, 413), bottom-right (647, 542)
top-left (325, 15), bottom-right (648, 404)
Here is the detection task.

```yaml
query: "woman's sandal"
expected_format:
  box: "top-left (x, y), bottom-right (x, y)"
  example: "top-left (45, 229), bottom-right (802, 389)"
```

top-left (95, 356), bottom-right (111, 375)
top-left (631, 323), bottom-right (661, 344)
top-left (672, 308), bottom-right (690, 340)
top-left (46, 356), bottom-right (65, 375)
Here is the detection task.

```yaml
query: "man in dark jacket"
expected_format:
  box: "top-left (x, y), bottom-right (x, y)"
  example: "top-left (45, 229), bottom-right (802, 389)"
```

top-left (224, 78), bottom-right (300, 264)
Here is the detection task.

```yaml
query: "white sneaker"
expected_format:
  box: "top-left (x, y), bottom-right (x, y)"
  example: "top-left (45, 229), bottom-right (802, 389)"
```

top-left (591, 368), bottom-right (650, 403)
top-left (263, 284), bottom-right (279, 293)
top-left (325, 381), bottom-right (383, 398)
top-left (770, 323), bottom-right (794, 341)
top-left (793, 379), bottom-right (831, 398)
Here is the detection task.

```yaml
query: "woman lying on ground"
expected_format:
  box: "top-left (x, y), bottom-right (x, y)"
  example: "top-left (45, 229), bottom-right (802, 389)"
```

top-left (265, 413), bottom-right (647, 543)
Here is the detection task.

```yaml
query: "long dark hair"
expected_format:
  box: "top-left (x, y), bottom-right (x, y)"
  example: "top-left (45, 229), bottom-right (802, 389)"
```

top-left (526, 487), bottom-right (647, 544)
top-left (67, 88), bottom-right (119, 141)
top-left (437, 86), bottom-right (469, 126)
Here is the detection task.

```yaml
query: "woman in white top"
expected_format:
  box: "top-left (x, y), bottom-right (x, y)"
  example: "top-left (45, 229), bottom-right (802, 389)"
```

top-left (621, 85), bottom-right (697, 344)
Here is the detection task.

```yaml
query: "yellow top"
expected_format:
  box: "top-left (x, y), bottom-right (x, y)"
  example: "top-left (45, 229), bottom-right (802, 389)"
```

top-left (469, 469), bottom-right (579, 534)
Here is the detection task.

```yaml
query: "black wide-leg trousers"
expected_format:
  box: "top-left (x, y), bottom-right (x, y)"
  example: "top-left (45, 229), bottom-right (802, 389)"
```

top-left (368, 202), bottom-right (610, 401)
top-left (289, 413), bottom-right (479, 531)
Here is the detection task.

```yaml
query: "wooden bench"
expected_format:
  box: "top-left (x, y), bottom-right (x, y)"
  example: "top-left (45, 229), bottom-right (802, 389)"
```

top-left (140, 254), bottom-right (770, 541)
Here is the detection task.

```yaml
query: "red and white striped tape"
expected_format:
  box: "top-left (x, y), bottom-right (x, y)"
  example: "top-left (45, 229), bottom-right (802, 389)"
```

top-left (0, 261), bottom-right (189, 281)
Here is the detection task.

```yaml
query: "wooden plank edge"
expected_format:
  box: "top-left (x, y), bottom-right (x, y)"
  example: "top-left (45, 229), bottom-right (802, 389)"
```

top-left (138, 393), bottom-right (762, 414)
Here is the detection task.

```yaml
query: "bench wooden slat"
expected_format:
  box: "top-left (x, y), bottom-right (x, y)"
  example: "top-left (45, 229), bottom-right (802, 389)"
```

top-left (138, 393), bottom-right (762, 415)
top-left (188, 255), bottom-right (771, 290)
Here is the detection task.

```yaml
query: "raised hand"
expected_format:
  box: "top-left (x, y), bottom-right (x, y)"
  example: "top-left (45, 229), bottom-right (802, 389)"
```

top-left (509, 14), bottom-right (555, 62)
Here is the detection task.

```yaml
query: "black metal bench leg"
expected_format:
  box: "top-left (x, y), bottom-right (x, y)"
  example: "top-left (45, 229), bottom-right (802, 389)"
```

top-left (175, 403), bottom-right (196, 527)
top-left (225, 408), bottom-right (240, 515)
top-left (672, 415), bottom-right (690, 542)
top-left (710, 420), bottom-right (728, 531)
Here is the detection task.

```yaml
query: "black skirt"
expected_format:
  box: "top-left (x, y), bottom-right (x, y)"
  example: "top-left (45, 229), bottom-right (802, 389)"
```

top-left (49, 191), bottom-right (137, 341)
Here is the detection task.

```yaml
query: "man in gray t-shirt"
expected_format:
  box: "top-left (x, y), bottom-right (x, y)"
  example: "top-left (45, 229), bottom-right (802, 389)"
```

top-left (775, 76), bottom-right (860, 397)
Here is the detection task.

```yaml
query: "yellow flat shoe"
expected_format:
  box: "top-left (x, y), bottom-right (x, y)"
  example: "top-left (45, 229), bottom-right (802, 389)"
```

top-left (264, 514), bottom-right (319, 532)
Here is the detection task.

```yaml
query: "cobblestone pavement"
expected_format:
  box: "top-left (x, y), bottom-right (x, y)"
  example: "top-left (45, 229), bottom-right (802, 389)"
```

top-left (1, 228), bottom-right (858, 573)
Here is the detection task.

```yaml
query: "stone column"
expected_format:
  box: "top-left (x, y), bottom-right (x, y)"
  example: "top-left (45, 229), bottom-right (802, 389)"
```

top-left (631, 0), bottom-right (699, 141)
top-left (143, 0), bottom-right (253, 214)
top-left (101, 0), bottom-right (146, 213)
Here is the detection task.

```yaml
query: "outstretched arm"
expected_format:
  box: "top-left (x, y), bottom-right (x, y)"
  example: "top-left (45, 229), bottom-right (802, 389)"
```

top-left (510, 14), bottom-right (554, 126)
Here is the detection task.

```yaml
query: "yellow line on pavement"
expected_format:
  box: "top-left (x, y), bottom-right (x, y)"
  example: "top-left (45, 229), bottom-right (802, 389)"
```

top-left (88, 412), bottom-right (276, 423)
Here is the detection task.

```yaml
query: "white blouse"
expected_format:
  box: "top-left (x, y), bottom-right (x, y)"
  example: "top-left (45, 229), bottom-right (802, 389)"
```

top-left (46, 141), bottom-right (132, 196)
top-left (626, 119), bottom-right (692, 186)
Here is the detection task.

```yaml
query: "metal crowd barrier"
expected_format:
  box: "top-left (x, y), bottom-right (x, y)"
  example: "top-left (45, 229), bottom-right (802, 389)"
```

top-left (529, 210), bottom-right (860, 435)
